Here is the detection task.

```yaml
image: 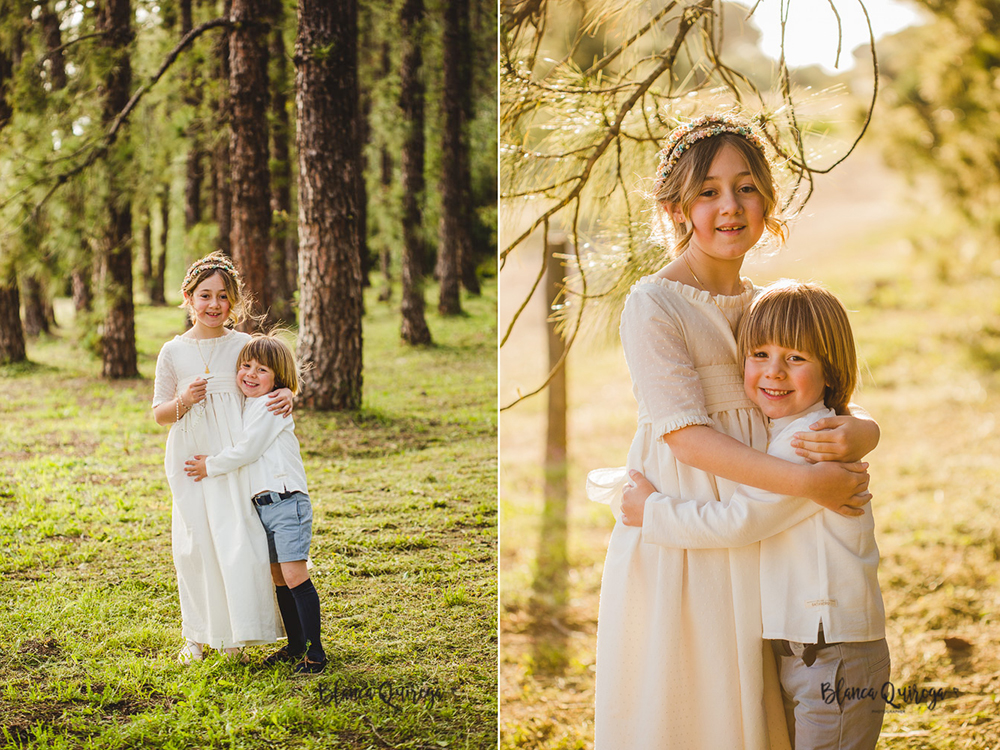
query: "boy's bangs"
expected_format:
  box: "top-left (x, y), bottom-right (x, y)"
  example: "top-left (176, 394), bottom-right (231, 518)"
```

top-left (744, 299), bottom-right (821, 357)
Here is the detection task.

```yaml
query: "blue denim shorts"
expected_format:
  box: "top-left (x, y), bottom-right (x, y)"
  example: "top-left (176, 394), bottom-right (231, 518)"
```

top-left (252, 490), bottom-right (312, 564)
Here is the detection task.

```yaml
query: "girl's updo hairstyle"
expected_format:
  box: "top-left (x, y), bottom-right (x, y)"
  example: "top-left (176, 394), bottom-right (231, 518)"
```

top-left (736, 280), bottom-right (858, 415)
top-left (179, 251), bottom-right (250, 328)
top-left (652, 116), bottom-right (786, 256)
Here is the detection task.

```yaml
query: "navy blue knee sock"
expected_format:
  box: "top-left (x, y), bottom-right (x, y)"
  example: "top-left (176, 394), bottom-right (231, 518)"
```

top-left (275, 585), bottom-right (306, 655)
top-left (290, 578), bottom-right (325, 662)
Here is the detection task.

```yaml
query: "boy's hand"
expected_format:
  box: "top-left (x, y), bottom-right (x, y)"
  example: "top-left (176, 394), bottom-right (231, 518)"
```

top-left (621, 470), bottom-right (656, 527)
top-left (185, 455), bottom-right (208, 482)
top-left (267, 388), bottom-right (294, 418)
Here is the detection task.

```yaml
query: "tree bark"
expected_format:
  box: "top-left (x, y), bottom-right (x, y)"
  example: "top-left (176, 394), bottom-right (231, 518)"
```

top-left (181, 0), bottom-right (204, 232)
top-left (229, 0), bottom-right (272, 329)
top-left (295, 0), bottom-right (363, 410)
top-left (99, 0), bottom-right (138, 378)
top-left (0, 266), bottom-right (25, 365)
top-left (399, 0), bottom-right (431, 345)
top-left (151, 183), bottom-right (169, 305)
top-left (140, 208), bottom-right (153, 298)
top-left (213, 0), bottom-right (233, 256)
top-left (22, 275), bottom-right (50, 336)
top-left (268, 0), bottom-right (294, 323)
top-left (437, 0), bottom-right (471, 315)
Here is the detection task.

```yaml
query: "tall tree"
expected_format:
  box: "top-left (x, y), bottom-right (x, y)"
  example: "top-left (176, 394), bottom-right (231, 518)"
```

top-left (229, 0), bottom-right (272, 327)
top-left (212, 0), bottom-right (233, 257)
top-left (181, 0), bottom-right (205, 232)
top-left (0, 32), bottom-right (25, 365)
top-left (436, 0), bottom-right (471, 315)
top-left (268, 0), bottom-right (294, 323)
top-left (98, 0), bottom-right (139, 378)
top-left (295, 0), bottom-right (363, 409)
top-left (399, 0), bottom-right (431, 344)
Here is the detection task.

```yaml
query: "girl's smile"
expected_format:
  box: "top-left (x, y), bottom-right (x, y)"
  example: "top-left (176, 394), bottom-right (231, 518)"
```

top-left (673, 143), bottom-right (766, 278)
top-left (186, 273), bottom-right (231, 335)
top-left (744, 343), bottom-right (827, 420)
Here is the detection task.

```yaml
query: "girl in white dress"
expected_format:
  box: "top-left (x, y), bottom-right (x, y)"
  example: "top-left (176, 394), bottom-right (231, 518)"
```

top-left (589, 116), bottom-right (880, 749)
top-left (151, 252), bottom-right (293, 662)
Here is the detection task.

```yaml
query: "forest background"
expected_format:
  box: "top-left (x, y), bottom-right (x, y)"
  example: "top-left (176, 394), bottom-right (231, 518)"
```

top-left (0, 0), bottom-right (498, 748)
top-left (500, 1), bottom-right (1000, 748)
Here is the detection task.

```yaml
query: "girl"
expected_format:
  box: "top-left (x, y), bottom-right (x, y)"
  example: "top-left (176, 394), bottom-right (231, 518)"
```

top-left (184, 333), bottom-right (327, 675)
top-left (151, 252), bottom-right (293, 662)
top-left (621, 281), bottom-right (889, 750)
top-left (588, 116), bottom-right (878, 750)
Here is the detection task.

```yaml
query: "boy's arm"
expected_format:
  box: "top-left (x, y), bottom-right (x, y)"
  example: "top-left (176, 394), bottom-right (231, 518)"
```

top-left (205, 402), bottom-right (286, 477)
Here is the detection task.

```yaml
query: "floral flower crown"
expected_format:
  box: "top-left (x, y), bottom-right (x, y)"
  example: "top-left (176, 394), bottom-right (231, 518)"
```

top-left (181, 254), bottom-right (240, 294)
top-left (652, 114), bottom-right (770, 194)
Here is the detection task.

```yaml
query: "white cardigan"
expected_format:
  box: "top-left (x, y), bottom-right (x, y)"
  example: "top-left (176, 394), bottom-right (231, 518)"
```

top-left (205, 396), bottom-right (309, 498)
top-left (642, 404), bottom-right (885, 643)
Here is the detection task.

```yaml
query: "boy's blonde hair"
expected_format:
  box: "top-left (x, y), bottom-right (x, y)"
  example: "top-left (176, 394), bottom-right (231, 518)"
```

top-left (237, 332), bottom-right (299, 395)
top-left (179, 251), bottom-right (250, 327)
top-left (737, 280), bottom-right (858, 415)
top-left (654, 133), bottom-right (787, 255)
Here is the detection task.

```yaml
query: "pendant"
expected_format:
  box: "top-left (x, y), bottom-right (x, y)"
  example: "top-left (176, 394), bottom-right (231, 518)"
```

top-left (205, 366), bottom-right (210, 374)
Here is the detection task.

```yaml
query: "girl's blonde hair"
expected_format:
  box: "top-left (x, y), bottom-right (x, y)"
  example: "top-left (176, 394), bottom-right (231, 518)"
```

top-left (654, 132), bottom-right (786, 255)
top-left (237, 332), bottom-right (299, 395)
top-left (179, 251), bottom-right (250, 328)
top-left (736, 280), bottom-right (858, 415)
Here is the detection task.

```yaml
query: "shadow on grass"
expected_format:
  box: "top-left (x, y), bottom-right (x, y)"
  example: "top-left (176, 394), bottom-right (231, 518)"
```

top-left (0, 360), bottom-right (60, 378)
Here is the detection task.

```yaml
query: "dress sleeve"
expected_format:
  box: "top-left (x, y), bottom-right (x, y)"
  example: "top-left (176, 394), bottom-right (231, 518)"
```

top-left (205, 400), bottom-right (286, 477)
top-left (641, 424), bottom-right (823, 548)
top-left (151, 343), bottom-right (176, 408)
top-left (620, 286), bottom-right (713, 441)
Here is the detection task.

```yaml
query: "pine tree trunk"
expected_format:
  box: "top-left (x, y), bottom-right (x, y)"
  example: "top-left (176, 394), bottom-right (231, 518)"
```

top-left (399, 0), bottom-right (431, 345)
top-left (213, 0), bottom-right (233, 257)
top-left (230, 0), bottom-right (272, 329)
top-left (437, 0), bottom-right (469, 315)
top-left (181, 0), bottom-right (204, 232)
top-left (295, 0), bottom-right (363, 410)
top-left (151, 184), bottom-right (169, 305)
top-left (22, 275), bottom-right (50, 336)
top-left (72, 264), bottom-right (93, 313)
top-left (99, 0), bottom-right (138, 379)
top-left (268, 0), bottom-right (293, 323)
top-left (0, 267), bottom-right (25, 364)
top-left (140, 207), bottom-right (153, 298)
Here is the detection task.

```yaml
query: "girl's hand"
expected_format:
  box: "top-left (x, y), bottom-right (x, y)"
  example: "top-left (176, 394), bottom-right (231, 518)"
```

top-left (181, 378), bottom-right (209, 407)
top-left (267, 388), bottom-right (294, 418)
top-left (805, 461), bottom-right (871, 517)
top-left (185, 455), bottom-right (208, 482)
top-left (621, 470), bottom-right (656, 527)
top-left (793, 414), bottom-right (879, 463)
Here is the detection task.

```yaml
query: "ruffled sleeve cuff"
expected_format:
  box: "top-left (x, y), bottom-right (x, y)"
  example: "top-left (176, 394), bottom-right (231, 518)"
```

top-left (654, 413), bottom-right (714, 443)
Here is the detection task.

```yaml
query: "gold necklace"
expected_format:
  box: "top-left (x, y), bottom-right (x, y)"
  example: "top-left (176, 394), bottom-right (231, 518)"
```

top-left (195, 336), bottom-right (220, 374)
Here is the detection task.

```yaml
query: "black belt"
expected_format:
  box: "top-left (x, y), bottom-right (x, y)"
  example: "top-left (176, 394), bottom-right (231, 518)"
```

top-left (771, 628), bottom-right (841, 667)
top-left (252, 490), bottom-right (297, 507)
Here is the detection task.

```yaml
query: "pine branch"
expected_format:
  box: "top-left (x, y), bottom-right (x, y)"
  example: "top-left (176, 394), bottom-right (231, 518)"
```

top-left (33, 31), bottom-right (110, 69)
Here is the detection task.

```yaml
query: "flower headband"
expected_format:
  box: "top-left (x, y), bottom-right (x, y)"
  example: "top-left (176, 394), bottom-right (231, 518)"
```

top-left (181, 254), bottom-right (239, 293)
top-left (653, 115), bottom-right (769, 194)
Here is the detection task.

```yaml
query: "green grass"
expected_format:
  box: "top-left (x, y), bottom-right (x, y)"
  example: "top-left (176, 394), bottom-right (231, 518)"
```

top-left (0, 281), bottom-right (497, 749)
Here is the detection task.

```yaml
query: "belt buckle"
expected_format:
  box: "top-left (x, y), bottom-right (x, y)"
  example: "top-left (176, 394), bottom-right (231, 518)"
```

top-left (254, 491), bottom-right (275, 506)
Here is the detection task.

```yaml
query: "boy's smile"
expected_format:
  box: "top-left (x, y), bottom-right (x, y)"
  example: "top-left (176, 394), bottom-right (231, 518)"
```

top-left (238, 359), bottom-right (276, 398)
top-left (744, 343), bottom-right (827, 420)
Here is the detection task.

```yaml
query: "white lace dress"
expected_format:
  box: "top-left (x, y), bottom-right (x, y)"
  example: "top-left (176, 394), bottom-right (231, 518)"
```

top-left (589, 277), bottom-right (791, 750)
top-left (152, 330), bottom-right (282, 648)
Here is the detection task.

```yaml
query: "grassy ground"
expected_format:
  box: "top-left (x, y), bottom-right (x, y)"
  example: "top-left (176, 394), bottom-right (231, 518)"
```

top-left (0, 280), bottom-right (497, 749)
top-left (499, 148), bottom-right (1000, 749)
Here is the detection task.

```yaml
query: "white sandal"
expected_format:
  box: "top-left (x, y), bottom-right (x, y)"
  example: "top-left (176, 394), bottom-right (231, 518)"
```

top-left (178, 640), bottom-right (204, 664)
top-left (223, 646), bottom-right (249, 663)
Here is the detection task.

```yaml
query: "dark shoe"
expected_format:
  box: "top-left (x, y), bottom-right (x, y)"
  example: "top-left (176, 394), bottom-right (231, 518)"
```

top-left (293, 656), bottom-right (327, 675)
top-left (263, 646), bottom-right (304, 666)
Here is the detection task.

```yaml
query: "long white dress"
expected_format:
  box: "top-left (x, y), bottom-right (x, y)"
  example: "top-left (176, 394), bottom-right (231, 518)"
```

top-left (589, 277), bottom-right (791, 750)
top-left (152, 329), bottom-right (282, 648)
